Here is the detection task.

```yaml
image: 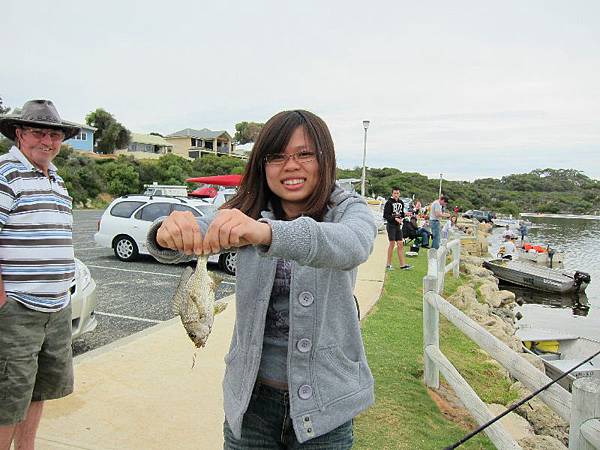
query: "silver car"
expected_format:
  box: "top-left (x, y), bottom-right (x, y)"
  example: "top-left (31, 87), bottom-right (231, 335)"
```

top-left (71, 257), bottom-right (98, 340)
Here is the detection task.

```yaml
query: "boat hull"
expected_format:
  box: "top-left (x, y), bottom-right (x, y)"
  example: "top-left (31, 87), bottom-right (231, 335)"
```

top-left (483, 259), bottom-right (589, 294)
top-left (517, 328), bottom-right (600, 391)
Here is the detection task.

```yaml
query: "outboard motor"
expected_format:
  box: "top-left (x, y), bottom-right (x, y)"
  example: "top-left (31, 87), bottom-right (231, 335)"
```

top-left (574, 271), bottom-right (591, 291)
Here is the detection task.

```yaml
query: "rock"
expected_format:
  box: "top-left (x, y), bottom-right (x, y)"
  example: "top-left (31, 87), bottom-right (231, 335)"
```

top-left (467, 301), bottom-right (490, 323)
top-left (480, 283), bottom-right (501, 307)
top-left (511, 383), bottom-right (569, 445)
top-left (447, 285), bottom-right (478, 310)
top-left (463, 263), bottom-right (492, 278)
top-left (519, 435), bottom-right (567, 450)
top-left (461, 255), bottom-right (485, 266)
top-left (487, 403), bottom-right (534, 442)
top-left (495, 290), bottom-right (516, 306)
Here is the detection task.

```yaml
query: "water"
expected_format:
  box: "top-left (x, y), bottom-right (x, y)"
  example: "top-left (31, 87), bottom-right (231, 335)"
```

top-left (488, 216), bottom-right (600, 342)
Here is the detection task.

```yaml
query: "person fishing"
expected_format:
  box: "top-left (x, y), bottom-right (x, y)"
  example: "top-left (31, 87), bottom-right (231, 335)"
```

top-left (147, 110), bottom-right (376, 449)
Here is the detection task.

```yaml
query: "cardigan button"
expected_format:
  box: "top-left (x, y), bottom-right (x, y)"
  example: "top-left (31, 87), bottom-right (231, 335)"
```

top-left (298, 291), bottom-right (314, 306)
top-left (298, 384), bottom-right (313, 400)
top-left (297, 338), bottom-right (312, 353)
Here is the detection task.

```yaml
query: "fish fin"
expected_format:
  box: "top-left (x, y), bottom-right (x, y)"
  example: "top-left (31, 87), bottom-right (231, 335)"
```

top-left (172, 266), bottom-right (194, 314)
top-left (213, 299), bottom-right (229, 315)
top-left (209, 272), bottom-right (224, 289)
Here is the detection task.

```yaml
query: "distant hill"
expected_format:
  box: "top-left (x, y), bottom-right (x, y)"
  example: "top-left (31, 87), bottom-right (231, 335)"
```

top-left (337, 167), bottom-right (600, 215)
top-left (1, 139), bottom-right (597, 214)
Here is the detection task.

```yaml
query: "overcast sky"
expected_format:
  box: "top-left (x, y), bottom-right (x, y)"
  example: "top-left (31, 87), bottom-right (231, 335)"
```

top-left (3, 0), bottom-right (599, 181)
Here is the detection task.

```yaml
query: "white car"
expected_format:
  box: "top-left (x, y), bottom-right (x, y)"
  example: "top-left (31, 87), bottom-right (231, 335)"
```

top-left (94, 195), bottom-right (237, 274)
top-left (71, 258), bottom-right (98, 340)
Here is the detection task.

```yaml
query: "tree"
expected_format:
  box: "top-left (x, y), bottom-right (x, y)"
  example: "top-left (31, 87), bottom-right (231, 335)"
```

top-left (0, 96), bottom-right (10, 115)
top-left (234, 121), bottom-right (264, 144)
top-left (86, 108), bottom-right (131, 154)
top-left (191, 154), bottom-right (247, 176)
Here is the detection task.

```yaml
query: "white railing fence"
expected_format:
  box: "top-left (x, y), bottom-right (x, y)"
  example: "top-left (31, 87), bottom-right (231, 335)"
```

top-left (423, 241), bottom-right (600, 449)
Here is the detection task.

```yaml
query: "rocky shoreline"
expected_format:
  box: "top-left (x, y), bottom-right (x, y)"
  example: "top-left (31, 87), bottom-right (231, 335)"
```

top-left (443, 222), bottom-right (569, 449)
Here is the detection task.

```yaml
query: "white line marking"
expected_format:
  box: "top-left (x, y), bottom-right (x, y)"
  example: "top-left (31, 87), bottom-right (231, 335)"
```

top-left (75, 246), bottom-right (106, 251)
top-left (86, 264), bottom-right (181, 277)
top-left (95, 311), bottom-right (163, 324)
top-left (221, 281), bottom-right (236, 286)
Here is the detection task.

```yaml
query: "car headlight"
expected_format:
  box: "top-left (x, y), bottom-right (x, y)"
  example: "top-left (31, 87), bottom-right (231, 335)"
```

top-left (75, 258), bottom-right (92, 291)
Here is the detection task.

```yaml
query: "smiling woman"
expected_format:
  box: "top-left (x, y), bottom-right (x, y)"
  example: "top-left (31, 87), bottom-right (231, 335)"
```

top-left (147, 109), bottom-right (377, 449)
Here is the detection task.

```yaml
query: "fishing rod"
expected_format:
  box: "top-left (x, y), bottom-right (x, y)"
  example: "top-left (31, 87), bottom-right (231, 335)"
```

top-left (443, 346), bottom-right (600, 450)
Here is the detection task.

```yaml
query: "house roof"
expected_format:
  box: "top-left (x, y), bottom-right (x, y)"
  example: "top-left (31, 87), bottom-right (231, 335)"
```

top-left (64, 120), bottom-right (96, 132)
top-left (130, 133), bottom-right (173, 147)
top-left (166, 128), bottom-right (231, 140)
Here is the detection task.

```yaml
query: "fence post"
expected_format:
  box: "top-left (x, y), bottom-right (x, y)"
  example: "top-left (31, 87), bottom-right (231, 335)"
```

top-left (453, 240), bottom-right (460, 278)
top-left (437, 244), bottom-right (447, 294)
top-left (424, 248), bottom-right (440, 388)
top-left (423, 272), bottom-right (439, 389)
top-left (569, 378), bottom-right (600, 449)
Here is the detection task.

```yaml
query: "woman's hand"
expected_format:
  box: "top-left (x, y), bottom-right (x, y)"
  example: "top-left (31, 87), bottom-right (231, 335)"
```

top-left (156, 211), bottom-right (203, 255)
top-left (202, 209), bottom-right (272, 255)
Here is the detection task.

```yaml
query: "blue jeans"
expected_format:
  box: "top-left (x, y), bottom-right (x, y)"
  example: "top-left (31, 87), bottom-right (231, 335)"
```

top-left (431, 220), bottom-right (441, 249)
top-left (223, 382), bottom-right (354, 449)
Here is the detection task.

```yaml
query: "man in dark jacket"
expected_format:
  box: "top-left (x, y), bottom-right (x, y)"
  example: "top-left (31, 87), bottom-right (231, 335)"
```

top-left (383, 187), bottom-right (411, 270)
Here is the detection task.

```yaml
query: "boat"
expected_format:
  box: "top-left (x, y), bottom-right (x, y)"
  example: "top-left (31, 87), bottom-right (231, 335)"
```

top-left (492, 218), bottom-right (532, 228)
top-left (517, 244), bottom-right (564, 268)
top-left (482, 259), bottom-right (591, 294)
top-left (516, 326), bottom-right (600, 391)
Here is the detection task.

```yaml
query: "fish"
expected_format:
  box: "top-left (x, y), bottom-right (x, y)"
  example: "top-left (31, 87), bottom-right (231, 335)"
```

top-left (172, 255), bottom-right (227, 348)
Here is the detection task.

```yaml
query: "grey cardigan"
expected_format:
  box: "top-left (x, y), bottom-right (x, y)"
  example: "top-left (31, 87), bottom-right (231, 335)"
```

top-left (146, 187), bottom-right (377, 443)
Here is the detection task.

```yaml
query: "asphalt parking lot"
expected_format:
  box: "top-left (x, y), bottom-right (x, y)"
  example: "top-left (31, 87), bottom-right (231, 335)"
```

top-left (71, 209), bottom-right (236, 356)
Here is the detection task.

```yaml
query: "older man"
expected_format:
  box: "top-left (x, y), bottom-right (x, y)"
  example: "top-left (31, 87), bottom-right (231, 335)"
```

top-left (0, 100), bottom-right (79, 450)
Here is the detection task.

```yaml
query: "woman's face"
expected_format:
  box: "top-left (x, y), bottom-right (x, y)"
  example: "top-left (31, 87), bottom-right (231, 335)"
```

top-left (265, 126), bottom-right (320, 218)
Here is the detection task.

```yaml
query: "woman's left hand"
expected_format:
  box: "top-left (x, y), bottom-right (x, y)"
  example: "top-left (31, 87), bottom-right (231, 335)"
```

top-left (202, 209), bottom-right (272, 255)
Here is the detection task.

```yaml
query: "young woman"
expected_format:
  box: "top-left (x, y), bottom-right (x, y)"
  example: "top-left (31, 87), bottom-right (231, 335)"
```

top-left (147, 110), bottom-right (376, 449)
top-left (441, 214), bottom-right (457, 240)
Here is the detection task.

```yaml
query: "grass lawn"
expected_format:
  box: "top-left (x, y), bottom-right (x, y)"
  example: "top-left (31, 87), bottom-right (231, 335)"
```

top-left (353, 251), bottom-right (518, 449)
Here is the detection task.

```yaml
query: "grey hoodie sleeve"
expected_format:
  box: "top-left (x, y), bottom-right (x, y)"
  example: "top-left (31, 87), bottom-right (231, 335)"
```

top-left (146, 216), bottom-right (211, 265)
top-left (257, 197), bottom-right (376, 271)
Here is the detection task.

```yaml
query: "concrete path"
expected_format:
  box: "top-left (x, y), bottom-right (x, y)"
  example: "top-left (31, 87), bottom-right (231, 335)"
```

top-left (36, 233), bottom-right (388, 450)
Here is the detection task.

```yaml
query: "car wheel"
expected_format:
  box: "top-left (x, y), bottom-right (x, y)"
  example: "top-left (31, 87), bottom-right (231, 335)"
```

top-left (113, 236), bottom-right (139, 262)
top-left (219, 252), bottom-right (237, 275)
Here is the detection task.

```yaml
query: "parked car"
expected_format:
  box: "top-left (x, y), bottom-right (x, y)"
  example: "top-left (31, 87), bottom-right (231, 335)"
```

top-left (71, 258), bottom-right (98, 340)
top-left (463, 209), bottom-right (494, 223)
top-left (94, 195), bottom-right (237, 274)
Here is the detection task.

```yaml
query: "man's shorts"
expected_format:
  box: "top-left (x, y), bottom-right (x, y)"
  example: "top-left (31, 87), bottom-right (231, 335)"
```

top-left (386, 223), bottom-right (404, 242)
top-left (0, 297), bottom-right (73, 426)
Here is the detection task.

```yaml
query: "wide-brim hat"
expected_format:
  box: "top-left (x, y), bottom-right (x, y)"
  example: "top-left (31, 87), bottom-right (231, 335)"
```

top-left (0, 99), bottom-right (80, 141)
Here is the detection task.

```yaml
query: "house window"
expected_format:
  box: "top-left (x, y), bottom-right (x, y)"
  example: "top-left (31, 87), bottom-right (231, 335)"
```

top-left (81, 132), bottom-right (87, 141)
top-left (189, 150), bottom-right (199, 159)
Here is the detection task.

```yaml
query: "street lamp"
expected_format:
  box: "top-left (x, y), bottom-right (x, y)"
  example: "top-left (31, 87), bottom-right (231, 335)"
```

top-left (438, 173), bottom-right (443, 197)
top-left (361, 120), bottom-right (370, 197)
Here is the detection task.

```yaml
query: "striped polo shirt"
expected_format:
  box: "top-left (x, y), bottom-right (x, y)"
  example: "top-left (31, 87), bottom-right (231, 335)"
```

top-left (0, 146), bottom-right (74, 312)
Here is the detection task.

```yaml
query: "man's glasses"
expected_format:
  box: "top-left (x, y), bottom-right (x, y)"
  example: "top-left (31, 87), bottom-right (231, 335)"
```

top-left (23, 128), bottom-right (65, 142)
top-left (264, 150), bottom-right (319, 166)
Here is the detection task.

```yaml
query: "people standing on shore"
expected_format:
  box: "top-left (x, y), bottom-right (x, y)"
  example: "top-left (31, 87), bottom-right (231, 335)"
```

top-left (383, 188), bottom-right (411, 270)
top-left (429, 194), bottom-right (450, 249)
top-left (147, 109), bottom-right (376, 449)
top-left (0, 100), bottom-right (79, 449)
top-left (518, 220), bottom-right (528, 244)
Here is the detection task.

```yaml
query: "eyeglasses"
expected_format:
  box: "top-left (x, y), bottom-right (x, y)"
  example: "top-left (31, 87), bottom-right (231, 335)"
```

top-left (23, 128), bottom-right (65, 142)
top-left (264, 150), bottom-right (319, 166)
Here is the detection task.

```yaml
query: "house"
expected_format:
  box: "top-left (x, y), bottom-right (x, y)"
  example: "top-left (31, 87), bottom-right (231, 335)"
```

top-left (64, 123), bottom-right (96, 152)
top-left (165, 128), bottom-right (241, 160)
top-left (114, 133), bottom-right (174, 160)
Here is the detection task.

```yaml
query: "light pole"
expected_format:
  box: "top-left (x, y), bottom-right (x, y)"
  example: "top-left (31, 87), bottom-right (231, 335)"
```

top-left (361, 120), bottom-right (370, 197)
top-left (438, 173), bottom-right (443, 198)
